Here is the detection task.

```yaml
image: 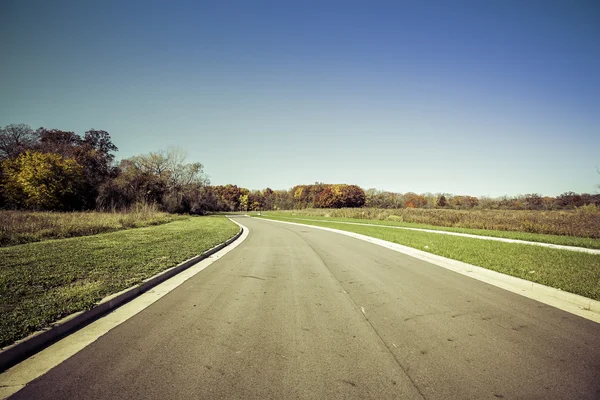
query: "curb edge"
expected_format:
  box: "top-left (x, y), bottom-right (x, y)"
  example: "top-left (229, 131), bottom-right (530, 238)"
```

top-left (0, 226), bottom-right (244, 372)
top-left (257, 217), bottom-right (600, 323)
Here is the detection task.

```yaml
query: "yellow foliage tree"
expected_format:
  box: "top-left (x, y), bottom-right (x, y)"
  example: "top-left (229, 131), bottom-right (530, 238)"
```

top-left (2, 151), bottom-right (84, 210)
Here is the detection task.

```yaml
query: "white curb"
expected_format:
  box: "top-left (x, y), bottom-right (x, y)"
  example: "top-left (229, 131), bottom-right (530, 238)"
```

top-left (272, 216), bottom-right (600, 255)
top-left (0, 219), bottom-right (247, 374)
top-left (258, 217), bottom-right (600, 324)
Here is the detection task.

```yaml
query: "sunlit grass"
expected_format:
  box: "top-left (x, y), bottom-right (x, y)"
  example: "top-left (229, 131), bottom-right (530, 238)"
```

top-left (257, 215), bottom-right (600, 301)
top-left (257, 210), bottom-right (600, 249)
top-left (0, 216), bottom-right (239, 348)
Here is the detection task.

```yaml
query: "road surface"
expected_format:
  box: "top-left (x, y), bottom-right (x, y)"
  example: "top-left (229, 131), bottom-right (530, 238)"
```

top-left (10, 216), bottom-right (600, 399)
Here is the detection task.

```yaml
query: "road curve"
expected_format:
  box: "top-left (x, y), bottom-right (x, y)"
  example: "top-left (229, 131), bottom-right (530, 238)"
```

top-left (10, 216), bottom-right (600, 399)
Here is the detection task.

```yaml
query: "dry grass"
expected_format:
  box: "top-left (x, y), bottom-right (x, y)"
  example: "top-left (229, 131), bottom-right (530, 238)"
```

top-left (276, 205), bottom-right (600, 239)
top-left (0, 203), bottom-right (186, 246)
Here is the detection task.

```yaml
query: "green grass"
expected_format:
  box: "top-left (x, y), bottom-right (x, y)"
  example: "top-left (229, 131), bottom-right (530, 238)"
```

top-left (0, 216), bottom-right (239, 348)
top-left (256, 215), bottom-right (600, 301)
top-left (258, 206), bottom-right (600, 239)
top-left (256, 212), bottom-right (600, 249)
top-left (0, 206), bottom-right (187, 247)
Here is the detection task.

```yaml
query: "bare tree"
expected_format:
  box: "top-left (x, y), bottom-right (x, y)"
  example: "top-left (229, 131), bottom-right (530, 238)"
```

top-left (129, 150), bottom-right (170, 176)
top-left (0, 124), bottom-right (39, 160)
top-left (129, 147), bottom-right (208, 187)
top-left (165, 147), bottom-right (208, 187)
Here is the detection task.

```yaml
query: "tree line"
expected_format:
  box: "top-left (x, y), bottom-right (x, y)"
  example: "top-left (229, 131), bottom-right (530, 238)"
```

top-left (1, 123), bottom-right (598, 213)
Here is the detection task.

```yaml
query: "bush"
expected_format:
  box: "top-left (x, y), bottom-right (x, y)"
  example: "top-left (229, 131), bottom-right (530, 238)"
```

top-left (2, 151), bottom-right (84, 210)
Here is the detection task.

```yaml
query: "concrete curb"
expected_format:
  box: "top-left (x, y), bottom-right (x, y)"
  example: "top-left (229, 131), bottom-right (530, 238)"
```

top-left (258, 217), bottom-right (600, 324)
top-left (269, 216), bottom-right (600, 254)
top-left (0, 227), bottom-right (244, 372)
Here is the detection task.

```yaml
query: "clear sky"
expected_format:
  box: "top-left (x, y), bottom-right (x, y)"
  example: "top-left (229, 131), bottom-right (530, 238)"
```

top-left (1, 0), bottom-right (599, 197)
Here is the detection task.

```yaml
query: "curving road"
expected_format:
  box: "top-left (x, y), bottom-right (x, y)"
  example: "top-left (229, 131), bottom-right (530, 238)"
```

top-left (10, 216), bottom-right (600, 399)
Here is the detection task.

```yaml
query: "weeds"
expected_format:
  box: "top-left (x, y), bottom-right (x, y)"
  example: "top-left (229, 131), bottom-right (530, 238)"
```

top-left (0, 204), bottom-right (186, 247)
top-left (273, 207), bottom-right (600, 239)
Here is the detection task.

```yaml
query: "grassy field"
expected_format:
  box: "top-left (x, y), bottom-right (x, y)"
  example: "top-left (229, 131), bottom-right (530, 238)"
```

top-left (258, 210), bottom-right (600, 249)
top-left (266, 207), bottom-right (600, 239)
top-left (256, 214), bottom-right (600, 302)
top-left (0, 205), bottom-right (187, 247)
top-left (0, 216), bottom-right (239, 348)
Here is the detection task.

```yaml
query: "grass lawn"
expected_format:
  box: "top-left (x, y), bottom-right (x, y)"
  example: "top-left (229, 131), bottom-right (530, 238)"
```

top-left (256, 215), bottom-right (600, 302)
top-left (0, 216), bottom-right (239, 348)
top-left (256, 212), bottom-right (600, 249)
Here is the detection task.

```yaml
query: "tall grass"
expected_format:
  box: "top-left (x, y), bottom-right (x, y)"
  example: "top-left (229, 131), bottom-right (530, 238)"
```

top-left (0, 203), bottom-right (186, 247)
top-left (275, 206), bottom-right (600, 238)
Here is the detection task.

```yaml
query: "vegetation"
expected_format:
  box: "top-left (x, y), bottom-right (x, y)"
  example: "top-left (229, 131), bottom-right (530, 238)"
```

top-left (0, 205), bottom-right (184, 247)
top-left (262, 207), bottom-right (600, 240)
top-left (1, 121), bottom-right (598, 347)
top-left (257, 212), bottom-right (600, 249)
top-left (0, 216), bottom-right (239, 348)
top-left (257, 215), bottom-right (600, 301)
top-left (290, 183), bottom-right (365, 208)
top-left (1, 123), bottom-right (598, 214)
top-left (1, 126), bottom-right (118, 210)
top-left (2, 151), bottom-right (84, 210)
top-left (97, 148), bottom-right (210, 213)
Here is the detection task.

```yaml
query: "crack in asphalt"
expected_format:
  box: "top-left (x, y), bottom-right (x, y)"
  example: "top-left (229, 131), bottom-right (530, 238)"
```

top-left (282, 225), bottom-right (428, 400)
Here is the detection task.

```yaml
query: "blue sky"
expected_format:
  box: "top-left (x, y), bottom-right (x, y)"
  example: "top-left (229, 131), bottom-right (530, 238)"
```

top-left (1, 0), bottom-right (598, 197)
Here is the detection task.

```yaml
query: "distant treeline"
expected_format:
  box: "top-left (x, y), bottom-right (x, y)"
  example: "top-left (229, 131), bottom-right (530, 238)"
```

top-left (1, 124), bottom-right (598, 213)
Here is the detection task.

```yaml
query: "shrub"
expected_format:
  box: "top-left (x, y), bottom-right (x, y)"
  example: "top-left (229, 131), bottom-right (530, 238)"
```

top-left (2, 151), bottom-right (84, 210)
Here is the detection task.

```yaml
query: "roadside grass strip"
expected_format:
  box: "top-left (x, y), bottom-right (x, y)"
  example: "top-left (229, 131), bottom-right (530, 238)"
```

top-left (259, 212), bottom-right (600, 250)
top-left (258, 215), bottom-right (600, 302)
top-left (0, 216), bottom-right (239, 348)
top-left (262, 215), bottom-right (599, 254)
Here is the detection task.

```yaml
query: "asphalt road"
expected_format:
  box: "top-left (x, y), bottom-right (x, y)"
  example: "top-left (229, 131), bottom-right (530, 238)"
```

top-left (11, 216), bottom-right (600, 399)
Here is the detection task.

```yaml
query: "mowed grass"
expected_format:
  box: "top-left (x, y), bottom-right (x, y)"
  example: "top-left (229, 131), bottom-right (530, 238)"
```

top-left (0, 206), bottom-right (187, 247)
top-left (258, 212), bottom-right (600, 249)
top-left (257, 215), bottom-right (600, 302)
top-left (0, 216), bottom-right (239, 348)
top-left (264, 206), bottom-right (600, 240)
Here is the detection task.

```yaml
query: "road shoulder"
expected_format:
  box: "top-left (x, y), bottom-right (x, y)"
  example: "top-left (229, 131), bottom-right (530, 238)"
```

top-left (0, 218), bottom-right (249, 399)
top-left (257, 217), bottom-right (600, 324)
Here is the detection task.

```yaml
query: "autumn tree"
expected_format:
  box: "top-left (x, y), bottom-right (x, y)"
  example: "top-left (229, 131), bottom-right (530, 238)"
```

top-left (262, 188), bottom-right (275, 210)
top-left (436, 195), bottom-right (447, 208)
top-left (34, 128), bottom-right (119, 208)
top-left (449, 195), bottom-right (479, 209)
top-left (403, 192), bottom-right (427, 208)
top-left (523, 194), bottom-right (543, 210)
top-left (273, 190), bottom-right (293, 210)
top-left (316, 184), bottom-right (365, 208)
top-left (2, 151), bottom-right (84, 210)
top-left (291, 185), bottom-right (310, 208)
top-left (556, 192), bottom-right (584, 208)
top-left (248, 190), bottom-right (263, 211)
top-left (239, 193), bottom-right (249, 211)
top-left (214, 184), bottom-right (243, 211)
